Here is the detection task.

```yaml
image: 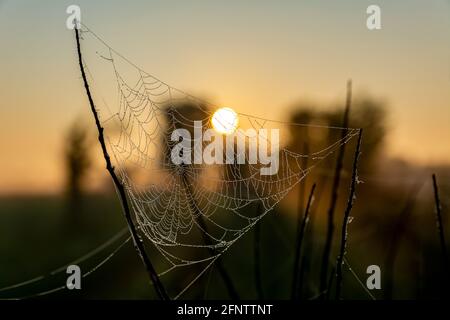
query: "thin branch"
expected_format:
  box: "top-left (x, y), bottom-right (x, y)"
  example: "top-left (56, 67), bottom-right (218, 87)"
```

top-left (319, 80), bottom-right (352, 295)
top-left (292, 183), bottom-right (316, 300)
top-left (291, 142), bottom-right (309, 299)
top-left (181, 171), bottom-right (240, 300)
top-left (383, 182), bottom-right (423, 300)
top-left (298, 186), bottom-right (322, 299)
top-left (335, 128), bottom-right (363, 300)
top-left (432, 174), bottom-right (449, 294)
top-left (291, 142), bottom-right (309, 300)
top-left (74, 26), bottom-right (169, 300)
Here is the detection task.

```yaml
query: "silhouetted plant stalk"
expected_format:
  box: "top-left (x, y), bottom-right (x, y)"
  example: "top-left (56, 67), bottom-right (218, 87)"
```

top-left (292, 183), bottom-right (316, 300)
top-left (383, 182), bottom-right (423, 300)
top-left (291, 142), bottom-right (309, 299)
top-left (74, 26), bottom-right (170, 300)
top-left (335, 128), bottom-right (363, 300)
top-left (181, 170), bottom-right (240, 300)
top-left (299, 182), bottom-right (325, 298)
top-left (432, 174), bottom-right (450, 294)
top-left (319, 80), bottom-right (352, 295)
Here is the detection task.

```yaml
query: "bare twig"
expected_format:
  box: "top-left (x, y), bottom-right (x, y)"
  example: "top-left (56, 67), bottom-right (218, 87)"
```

top-left (181, 171), bottom-right (240, 300)
top-left (299, 183), bottom-right (324, 299)
top-left (432, 174), bottom-right (449, 294)
top-left (384, 182), bottom-right (423, 299)
top-left (74, 26), bottom-right (169, 300)
top-left (335, 129), bottom-right (363, 300)
top-left (292, 183), bottom-right (316, 300)
top-left (291, 142), bottom-right (309, 299)
top-left (319, 80), bottom-right (352, 295)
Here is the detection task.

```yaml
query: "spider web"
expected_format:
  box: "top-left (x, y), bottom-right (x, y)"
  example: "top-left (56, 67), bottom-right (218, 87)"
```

top-left (79, 24), bottom-right (360, 299)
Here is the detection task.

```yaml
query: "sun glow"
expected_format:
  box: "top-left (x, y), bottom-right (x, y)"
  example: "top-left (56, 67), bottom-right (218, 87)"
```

top-left (211, 107), bottom-right (239, 135)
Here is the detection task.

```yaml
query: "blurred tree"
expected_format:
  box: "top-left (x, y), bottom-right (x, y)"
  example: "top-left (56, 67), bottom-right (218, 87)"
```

top-left (327, 96), bottom-right (387, 173)
top-left (288, 96), bottom-right (387, 173)
top-left (64, 120), bottom-right (92, 217)
top-left (161, 101), bottom-right (210, 172)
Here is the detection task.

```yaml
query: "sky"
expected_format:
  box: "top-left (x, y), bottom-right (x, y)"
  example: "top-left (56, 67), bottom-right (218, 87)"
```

top-left (0, 0), bottom-right (449, 194)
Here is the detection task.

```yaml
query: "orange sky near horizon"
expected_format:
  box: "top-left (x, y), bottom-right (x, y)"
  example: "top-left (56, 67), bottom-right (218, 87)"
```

top-left (0, 0), bottom-right (450, 195)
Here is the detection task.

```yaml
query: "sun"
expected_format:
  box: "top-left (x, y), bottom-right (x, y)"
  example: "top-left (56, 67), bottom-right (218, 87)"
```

top-left (211, 107), bottom-right (239, 135)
